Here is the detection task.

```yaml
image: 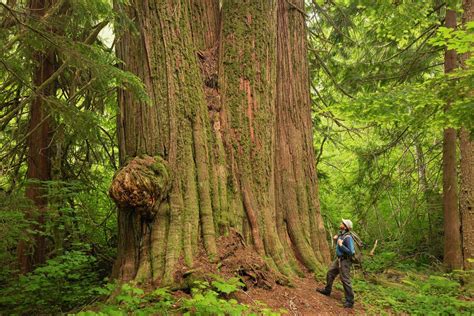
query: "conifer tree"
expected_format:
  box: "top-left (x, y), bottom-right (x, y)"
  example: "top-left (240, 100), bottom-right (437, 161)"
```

top-left (110, 0), bottom-right (330, 284)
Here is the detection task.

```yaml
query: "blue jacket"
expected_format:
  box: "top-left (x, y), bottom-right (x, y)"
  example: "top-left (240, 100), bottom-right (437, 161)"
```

top-left (336, 232), bottom-right (355, 257)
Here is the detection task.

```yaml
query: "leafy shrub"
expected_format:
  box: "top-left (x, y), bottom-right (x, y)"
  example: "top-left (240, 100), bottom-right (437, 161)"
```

top-left (0, 192), bottom-right (32, 268)
top-left (0, 245), bottom-right (101, 314)
top-left (362, 251), bottom-right (397, 272)
top-left (354, 269), bottom-right (474, 315)
top-left (77, 276), bottom-right (284, 316)
top-left (80, 282), bottom-right (176, 315)
top-left (181, 278), bottom-right (247, 316)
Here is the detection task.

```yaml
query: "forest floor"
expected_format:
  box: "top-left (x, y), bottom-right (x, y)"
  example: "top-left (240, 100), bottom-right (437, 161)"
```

top-left (177, 230), bottom-right (364, 315)
top-left (71, 230), bottom-right (470, 315)
top-left (236, 275), bottom-right (363, 315)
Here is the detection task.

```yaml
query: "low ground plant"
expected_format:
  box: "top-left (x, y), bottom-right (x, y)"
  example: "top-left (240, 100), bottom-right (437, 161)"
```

top-left (350, 253), bottom-right (474, 315)
top-left (75, 275), bottom-right (285, 315)
top-left (0, 246), bottom-right (101, 314)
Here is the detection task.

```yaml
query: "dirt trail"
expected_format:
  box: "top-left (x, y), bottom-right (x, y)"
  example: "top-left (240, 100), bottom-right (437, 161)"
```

top-left (178, 230), bottom-right (363, 315)
top-left (236, 275), bottom-right (362, 315)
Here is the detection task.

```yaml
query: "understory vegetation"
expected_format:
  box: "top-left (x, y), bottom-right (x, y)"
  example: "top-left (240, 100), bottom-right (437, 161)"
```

top-left (1, 246), bottom-right (472, 314)
top-left (351, 253), bottom-right (474, 314)
top-left (1, 0), bottom-right (473, 315)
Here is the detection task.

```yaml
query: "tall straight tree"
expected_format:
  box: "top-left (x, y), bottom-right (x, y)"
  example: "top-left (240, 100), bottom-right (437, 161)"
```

top-left (16, 0), bottom-right (56, 273)
top-left (460, 0), bottom-right (474, 270)
top-left (443, 9), bottom-right (463, 270)
top-left (110, 0), bottom-right (329, 284)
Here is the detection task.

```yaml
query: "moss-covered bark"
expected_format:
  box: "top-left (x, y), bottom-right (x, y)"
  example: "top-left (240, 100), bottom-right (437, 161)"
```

top-left (189, 0), bottom-right (220, 51)
top-left (274, 0), bottom-right (330, 269)
top-left (220, 0), bottom-right (296, 274)
top-left (112, 0), bottom-right (330, 285)
top-left (460, 0), bottom-right (474, 270)
top-left (112, 0), bottom-right (216, 283)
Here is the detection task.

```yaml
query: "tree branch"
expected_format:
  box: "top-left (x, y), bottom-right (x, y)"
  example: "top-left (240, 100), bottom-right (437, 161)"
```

top-left (316, 135), bottom-right (327, 166)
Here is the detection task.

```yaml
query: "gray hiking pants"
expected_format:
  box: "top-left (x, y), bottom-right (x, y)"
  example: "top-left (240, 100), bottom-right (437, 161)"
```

top-left (324, 257), bottom-right (354, 304)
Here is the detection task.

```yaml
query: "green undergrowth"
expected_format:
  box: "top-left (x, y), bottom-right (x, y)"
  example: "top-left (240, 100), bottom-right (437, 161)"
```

top-left (344, 253), bottom-right (474, 315)
top-left (73, 275), bottom-right (286, 316)
top-left (0, 245), bottom-right (102, 314)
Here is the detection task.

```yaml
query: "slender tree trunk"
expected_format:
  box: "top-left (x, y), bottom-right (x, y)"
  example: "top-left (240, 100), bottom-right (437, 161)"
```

top-left (111, 0), bottom-right (329, 285)
top-left (443, 9), bottom-right (463, 270)
top-left (16, 0), bottom-right (56, 273)
top-left (415, 142), bottom-right (428, 194)
top-left (460, 0), bottom-right (474, 270)
top-left (415, 142), bottom-right (433, 240)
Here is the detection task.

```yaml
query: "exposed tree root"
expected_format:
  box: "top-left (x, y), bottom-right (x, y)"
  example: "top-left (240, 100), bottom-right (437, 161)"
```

top-left (173, 229), bottom-right (290, 292)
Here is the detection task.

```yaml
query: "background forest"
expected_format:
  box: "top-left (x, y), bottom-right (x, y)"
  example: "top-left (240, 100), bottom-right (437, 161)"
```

top-left (0, 0), bottom-right (473, 315)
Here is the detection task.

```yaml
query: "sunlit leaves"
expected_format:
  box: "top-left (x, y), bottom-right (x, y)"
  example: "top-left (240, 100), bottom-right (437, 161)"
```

top-left (431, 23), bottom-right (474, 55)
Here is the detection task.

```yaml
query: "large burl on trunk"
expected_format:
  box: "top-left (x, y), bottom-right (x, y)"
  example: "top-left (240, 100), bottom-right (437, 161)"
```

top-left (110, 156), bottom-right (172, 281)
top-left (110, 0), bottom-right (330, 286)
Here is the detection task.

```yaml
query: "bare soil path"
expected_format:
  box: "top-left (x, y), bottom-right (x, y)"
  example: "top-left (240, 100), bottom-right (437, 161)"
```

top-left (236, 276), bottom-right (363, 315)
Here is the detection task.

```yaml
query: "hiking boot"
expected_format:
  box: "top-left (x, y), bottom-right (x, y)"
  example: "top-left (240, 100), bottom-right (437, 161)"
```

top-left (316, 288), bottom-right (331, 296)
top-left (343, 302), bottom-right (354, 308)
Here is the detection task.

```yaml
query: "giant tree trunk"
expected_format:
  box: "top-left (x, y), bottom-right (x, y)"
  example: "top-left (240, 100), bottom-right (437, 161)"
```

top-left (111, 0), bottom-right (217, 283)
top-left (275, 0), bottom-right (331, 269)
top-left (460, 0), bottom-right (474, 270)
top-left (219, 0), bottom-right (281, 263)
top-left (460, 128), bottom-right (474, 270)
top-left (111, 0), bottom-right (329, 285)
top-left (16, 0), bottom-right (56, 273)
top-left (443, 9), bottom-right (463, 270)
top-left (189, 0), bottom-right (220, 51)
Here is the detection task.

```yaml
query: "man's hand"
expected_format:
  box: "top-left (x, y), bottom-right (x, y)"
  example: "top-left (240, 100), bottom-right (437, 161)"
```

top-left (333, 235), bottom-right (338, 240)
top-left (337, 239), bottom-right (343, 246)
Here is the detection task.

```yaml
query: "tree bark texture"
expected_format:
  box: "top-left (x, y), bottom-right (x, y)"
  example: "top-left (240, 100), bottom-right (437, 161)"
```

top-left (16, 0), bottom-right (56, 274)
top-left (460, 0), bottom-right (474, 270)
top-left (111, 0), bottom-right (330, 284)
top-left (189, 0), bottom-right (220, 51)
top-left (113, 0), bottom-right (217, 283)
top-left (442, 9), bottom-right (463, 270)
top-left (275, 0), bottom-right (331, 269)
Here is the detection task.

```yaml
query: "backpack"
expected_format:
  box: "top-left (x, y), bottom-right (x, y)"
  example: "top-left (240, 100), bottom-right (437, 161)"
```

top-left (343, 231), bottom-right (364, 265)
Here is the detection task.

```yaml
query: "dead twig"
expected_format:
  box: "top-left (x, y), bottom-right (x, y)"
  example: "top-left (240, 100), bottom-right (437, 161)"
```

top-left (370, 240), bottom-right (378, 257)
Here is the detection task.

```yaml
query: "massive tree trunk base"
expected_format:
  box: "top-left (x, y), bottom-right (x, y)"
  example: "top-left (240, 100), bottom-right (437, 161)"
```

top-left (460, 0), bottom-right (474, 271)
top-left (111, 0), bottom-right (330, 287)
top-left (109, 155), bottom-right (321, 287)
top-left (116, 228), bottom-right (287, 291)
top-left (173, 229), bottom-right (290, 291)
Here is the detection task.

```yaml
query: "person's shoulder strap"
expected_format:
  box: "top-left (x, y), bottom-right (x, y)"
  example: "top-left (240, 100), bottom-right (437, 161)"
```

top-left (347, 231), bottom-right (363, 247)
top-left (343, 233), bottom-right (352, 240)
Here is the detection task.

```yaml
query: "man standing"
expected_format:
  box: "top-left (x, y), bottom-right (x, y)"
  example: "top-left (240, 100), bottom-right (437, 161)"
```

top-left (317, 219), bottom-right (355, 309)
